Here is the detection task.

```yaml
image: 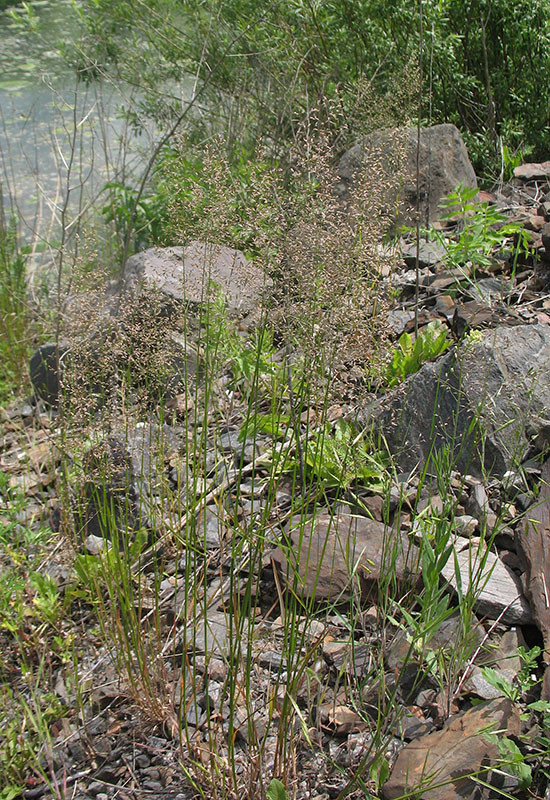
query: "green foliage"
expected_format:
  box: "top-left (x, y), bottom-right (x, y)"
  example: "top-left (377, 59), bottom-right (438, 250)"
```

top-left (6, 1), bottom-right (39, 31)
top-left (239, 411), bottom-right (291, 441)
top-left (500, 142), bottom-right (530, 183)
top-left (382, 320), bottom-right (452, 389)
top-left (0, 479), bottom-right (61, 647)
top-left (479, 649), bottom-right (550, 794)
top-left (266, 779), bottom-right (286, 800)
top-left (303, 419), bottom-right (387, 491)
top-left (72, 530), bottom-right (149, 600)
top-left (482, 645), bottom-right (542, 702)
top-left (481, 667), bottom-right (521, 701)
top-left (73, 0), bottom-right (550, 179)
top-left (1, 0), bottom-right (23, 10)
top-left (101, 179), bottom-right (168, 253)
top-left (484, 732), bottom-right (533, 790)
top-left (436, 184), bottom-right (529, 272)
top-left (394, 513), bottom-right (455, 660)
top-left (369, 754), bottom-right (390, 791)
top-left (254, 416), bottom-right (388, 493)
top-left (0, 216), bottom-right (29, 402)
top-left (0, 475), bottom-right (68, 797)
top-left (0, 682), bottom-right (66, 800)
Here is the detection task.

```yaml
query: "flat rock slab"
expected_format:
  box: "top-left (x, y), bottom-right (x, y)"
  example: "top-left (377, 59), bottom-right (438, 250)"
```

top-left (122, 241), bottom-right (269, 317)
top-left (383, 698), bottom-right (521, 800)
top-left (362, 323), bottom-right (550, 478)
top-left (270, 511), bottom-right (419, 602)
top-left (513, 161), bottom-right (550, 180)
top-left (441, 545), bottom-right (531, 624)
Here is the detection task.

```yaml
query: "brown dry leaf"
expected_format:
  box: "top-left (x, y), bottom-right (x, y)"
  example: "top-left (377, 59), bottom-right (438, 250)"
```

top-left (107, 720), bottom-right (124, 735)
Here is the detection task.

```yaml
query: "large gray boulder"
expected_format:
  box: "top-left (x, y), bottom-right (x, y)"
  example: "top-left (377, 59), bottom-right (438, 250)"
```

top-left (122, 241), bottom-right (269, 320)
top-left (337, 124), bottom-right (477, 228)
top-left (361, 324), bottom-right (550, 478)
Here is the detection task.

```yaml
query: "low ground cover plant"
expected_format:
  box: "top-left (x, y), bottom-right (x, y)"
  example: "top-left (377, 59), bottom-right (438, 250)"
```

top-left (381, 319), bottom-right (452, 389)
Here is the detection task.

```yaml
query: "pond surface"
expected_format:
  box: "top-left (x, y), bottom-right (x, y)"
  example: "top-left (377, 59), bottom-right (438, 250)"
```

top-left (0, 0), bottom-right (154, 268)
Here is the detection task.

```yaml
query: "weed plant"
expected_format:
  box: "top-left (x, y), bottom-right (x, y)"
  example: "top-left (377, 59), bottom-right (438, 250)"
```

top-left (414, 183), bottom-right (533, 289)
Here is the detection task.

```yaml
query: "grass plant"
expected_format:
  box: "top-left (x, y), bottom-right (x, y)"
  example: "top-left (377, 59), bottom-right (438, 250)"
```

top-left (0, 208), bottom-right (30, 402)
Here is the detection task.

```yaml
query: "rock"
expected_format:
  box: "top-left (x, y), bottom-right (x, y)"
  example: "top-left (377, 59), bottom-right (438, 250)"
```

top-left (181, 610), bottom-right (230, 657)
top-left (466, 276), bottom-right (506, 304)
top-left (387, 309), bottom-right (416, 335)
top-left (29, 342), bottom-right (70, 405)
top-left (122, 241), bottom-right (269, 319)
top-left (515, 457), bottom-right (550, 698)
top-left (385, 611), bottom-right (486, 699)
top-left (434, 294), bottom-right (457, 322)
top-left (322, 641), bottom-right (371, 677)
top-left (464, 628), bottom-right (524, 699)
top-left (479, 628), bottom-right (524, 673)
top-left (337, 124), bottom-right (477, 229)
top-left (163, 330), bottom-right (201, 397)
top-left (323, 704), bottom-right (368, 735)
top-left (417, 494), bottom-right (444, 515)
top-left (524, 213), bottom-right (546, 232)
top-left (465, 482), bottom-right (490, 521)
top-left (361, 324), bottom-right (550, 478)
top-left (401, 239), bottom-right (447, 270)
top-left (270, 510), bottom-right (419, 602)
top-left (463, 667), bottom-right (510, 700)
top-left (76, 423), bottom-right (179, 539)
top-left (453, 515), bottom-right (478, 537)
top-left (513, 162), bottom-right (550, 181)
top-left (451, 300), bottom-right (499, 336)
top-left (77, 434), bottom-right (140, 540)
top-left (441, 545), bottom-right (532, 625)
top-left (84, 534), bottom-right (110, 555)
top-left (383, 698), bottom-right (521, 800)
top-left (195, 506), bottom-right (227, 549)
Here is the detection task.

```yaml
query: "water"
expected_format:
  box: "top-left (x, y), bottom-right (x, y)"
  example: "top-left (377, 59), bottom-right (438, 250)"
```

top-left (0, 0), bottom-right (155, 271)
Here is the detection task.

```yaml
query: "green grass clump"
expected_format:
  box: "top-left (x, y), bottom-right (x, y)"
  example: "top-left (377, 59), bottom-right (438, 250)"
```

top-left (0, 216), bottom-right (30, 403)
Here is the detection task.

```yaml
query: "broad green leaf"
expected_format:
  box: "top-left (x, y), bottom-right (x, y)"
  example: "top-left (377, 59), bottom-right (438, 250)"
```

top-left (267, 778), bottom-right (287, 800)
